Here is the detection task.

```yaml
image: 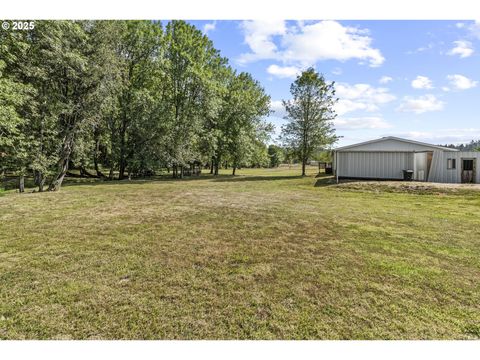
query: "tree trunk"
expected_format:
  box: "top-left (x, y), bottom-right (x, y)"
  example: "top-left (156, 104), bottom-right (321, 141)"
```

top-left (48, 159), bottom-right (69, 191)
top-left (214, 155), bottom-right (220, 176)
top-left (118, 103), bottom-right (128, 180)
top-left (210, 158), bottom-right (214, 174)
top-left (38, 172), bottom-right (45, 192)
top-left (18, 176), bottom-right (25, 193)
top-left (302, 159), bottom-right (306, 176)
top-left (79, 166), bottom-right (99, 178)
top-left (118, 159), bottom-right (126, 180)
top-left (232, 166), bottom-right (236, 176)
top-left (93, 140), bottom-right (106, 178)
top-left (34, 171), bottom-right (46, 192)
top-left (93, 131), bottom-right (104, 178)
top-left (48, 135), bottom-right (73, 191)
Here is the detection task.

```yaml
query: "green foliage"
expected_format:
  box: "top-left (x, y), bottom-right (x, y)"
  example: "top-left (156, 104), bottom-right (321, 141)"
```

top-left (0, 20), bottom-right (273, 189)
top-left (0, 60), bottom-right (32, 174)
top-left (280, 67), bottom-right (338, 175)
top-left (267, 144), bottom-right (284, 167)
top-left (212, 70), bottom-right (272, 174)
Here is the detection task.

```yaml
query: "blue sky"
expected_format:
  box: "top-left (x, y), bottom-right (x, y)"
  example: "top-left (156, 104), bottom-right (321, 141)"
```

top-left (188, 20), bottom-right (480, 147)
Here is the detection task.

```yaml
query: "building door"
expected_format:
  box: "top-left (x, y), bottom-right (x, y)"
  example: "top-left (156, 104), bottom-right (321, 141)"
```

top-left (461, 159), bottom-right (475, 183)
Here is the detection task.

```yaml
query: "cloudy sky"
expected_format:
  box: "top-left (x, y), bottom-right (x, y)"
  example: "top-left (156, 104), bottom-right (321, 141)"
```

top-left (188, 20), bottom-right (480, 146)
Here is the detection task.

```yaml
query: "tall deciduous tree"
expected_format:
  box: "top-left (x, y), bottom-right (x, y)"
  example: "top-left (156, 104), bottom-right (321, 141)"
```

top-left (267, 144), bottom-right (284, 168)
top-left (1, 20), bottom-right (273, 191)
top-left (214, 71), bottom-right (271, 175)
top-left (113, 20), bottom-right (163, 180)
top-left (161, 21), bottom-right (227, 178)
top-left (280, 68), bottom-right (338, 176)
top-left (0, 59), bottom-right (32, 191)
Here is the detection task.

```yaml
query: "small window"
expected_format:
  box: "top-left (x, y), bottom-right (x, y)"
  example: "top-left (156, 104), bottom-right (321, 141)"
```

top-left (447, 158), bottom-right (456, 169)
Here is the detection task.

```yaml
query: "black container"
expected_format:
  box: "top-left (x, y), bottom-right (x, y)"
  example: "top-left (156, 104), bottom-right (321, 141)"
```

top-left (402, 169), bottom-right (413, 181)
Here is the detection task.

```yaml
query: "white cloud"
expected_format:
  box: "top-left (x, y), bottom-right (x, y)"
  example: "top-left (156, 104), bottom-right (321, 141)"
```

top-left (334, 116), bottom-right (391, 130)
top-left (467, 21), bottom-right (480, 39)
top-left (447, 40), bottom-right (474, 58)
top-left (396, 94), bottom-right (444, 114)
top-left (335, 83), bottom-right (396, 115)
top-left (202, 21), bottom-right (216, 35)
top-left (273, 82), bottom-right (396, 120)
top-left (335, 100), bottom-right (377, 115)
top-left (379, 76), bottom-right (393, 84)
top-left (270, 100), bottom-right (285, 118)
top-left (408, 42), bottom-right (434, 54)
top-left (336, 83), bottom-right (395, 103)
top-left (282, 21), bottom-right (385, 67)
top-left (447, 74), bottom-right (478, 90)
top-left (411, 75), bottom-right (434, 89)
top-left (396, 129), bottom-right (480, 145)
top-left (266, 64), bottom-right (300, 79)
top-left (331, 67), bottom-right (342, 75)
top-left (441, 86), bottom-right (450, 92)
top-left (456, 23), bottom-right (465, 29)
top-left (238, 20), bottom-right (384, 68)
top-left (238, 20), bottom-right (287, 63)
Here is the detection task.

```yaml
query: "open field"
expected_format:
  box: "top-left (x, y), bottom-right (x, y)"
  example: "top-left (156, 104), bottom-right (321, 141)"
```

top-left (0, 166), bottom-right (479, 339)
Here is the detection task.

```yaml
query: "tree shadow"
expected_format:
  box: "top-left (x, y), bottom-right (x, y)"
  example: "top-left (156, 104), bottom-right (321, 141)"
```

top-left (314, 175), bottom-right (338, 187)
top-left (60, 173), bottom-right (309, 186)
top-left (61, 175), bottom-right (211, 187)
top-left (211, 175), bottom-right (306, 183)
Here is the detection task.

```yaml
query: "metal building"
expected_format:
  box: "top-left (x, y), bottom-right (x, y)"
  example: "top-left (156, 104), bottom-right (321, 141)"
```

top-left (333, 136), bottom-right (480, 184)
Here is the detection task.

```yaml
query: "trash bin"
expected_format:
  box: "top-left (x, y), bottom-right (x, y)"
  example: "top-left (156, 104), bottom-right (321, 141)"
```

top-left (402, 169), bottom-right (413, 181)
top-left (325, 163), bottom-right (333, 174)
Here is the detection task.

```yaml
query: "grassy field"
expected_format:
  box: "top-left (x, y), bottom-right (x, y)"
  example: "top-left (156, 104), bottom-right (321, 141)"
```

top-left (0, 166), bottom-right (479, 339)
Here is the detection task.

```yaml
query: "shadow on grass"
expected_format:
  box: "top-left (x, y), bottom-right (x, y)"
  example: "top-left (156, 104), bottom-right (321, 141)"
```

top-left (314, 175), bottom-right (338, 187)
top-left (63, 174), bottom-right (307, 186)
top-left (61, 175), bottom-right (211, 187)
top-left (5, 172), bottom-right (333, 192)
top-left (211, 175), bottom-right (305, 183)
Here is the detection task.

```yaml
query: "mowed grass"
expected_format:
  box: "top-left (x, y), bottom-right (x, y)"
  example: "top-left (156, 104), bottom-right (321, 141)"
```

top-left (0, 166), bottom-right (479, 339)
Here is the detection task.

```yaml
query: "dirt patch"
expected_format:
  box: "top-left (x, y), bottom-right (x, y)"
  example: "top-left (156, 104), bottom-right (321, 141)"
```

top-left (335, 180), bottom-right (480, 195)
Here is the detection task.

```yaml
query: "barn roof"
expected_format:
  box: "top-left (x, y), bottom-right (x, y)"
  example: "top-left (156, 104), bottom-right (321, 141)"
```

top-left (335, 136), bottom-right (459, 152)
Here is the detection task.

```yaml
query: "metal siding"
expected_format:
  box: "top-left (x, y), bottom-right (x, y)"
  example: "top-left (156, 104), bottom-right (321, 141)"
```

top-left (337, 152), bottom-right (412, 179)
top-left (428, 151), bottom-right (480, 183)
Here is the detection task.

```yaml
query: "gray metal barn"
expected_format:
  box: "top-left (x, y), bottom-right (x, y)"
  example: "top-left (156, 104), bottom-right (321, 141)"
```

top-left (333, 136), bottom-right (480, 184)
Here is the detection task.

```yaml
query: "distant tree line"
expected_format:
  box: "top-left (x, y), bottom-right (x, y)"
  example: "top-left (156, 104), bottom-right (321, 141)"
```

top-left (442, 140), bottom-right (480, 152)
top-left (0, 20), bottom-right (272, 192)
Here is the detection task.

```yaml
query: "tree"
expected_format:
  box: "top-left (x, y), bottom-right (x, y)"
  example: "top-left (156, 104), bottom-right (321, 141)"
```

top-left (161, 21), bottom-right (227, 178)
top-left (280, 68), bottom-right (338, 176)
top-left (213, 71), bottom-right (271, 175)
top-left (110, 20), bottom-right (164, 180)
top-left (268, 144), bottom-right (284, 168)
top-left (13, 21), bottom-right (119, 191)
top-left (0, 59), bottom-right (32, 191)
top-left (0, 27), bottom-right (40, 192)
top-left (0, 20), bottom-right (273, 191)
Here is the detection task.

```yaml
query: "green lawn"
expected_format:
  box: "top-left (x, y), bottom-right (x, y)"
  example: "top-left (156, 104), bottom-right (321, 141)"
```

top-left (0, 166), bottom-right (479, 339)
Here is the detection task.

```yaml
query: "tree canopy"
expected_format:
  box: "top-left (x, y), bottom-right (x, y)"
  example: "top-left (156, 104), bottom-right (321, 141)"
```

top-left (280, 68), bottom-right (338, 176)
top-left (0, 20), bottom-right (273, 191)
